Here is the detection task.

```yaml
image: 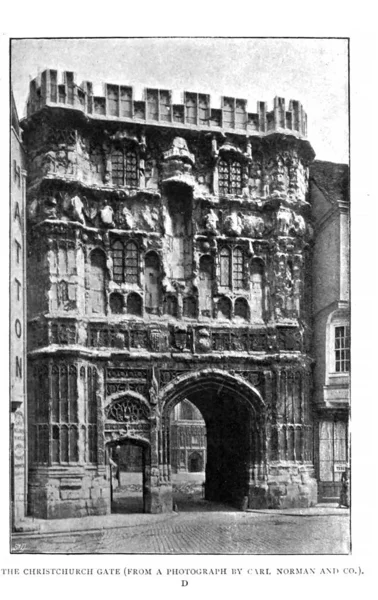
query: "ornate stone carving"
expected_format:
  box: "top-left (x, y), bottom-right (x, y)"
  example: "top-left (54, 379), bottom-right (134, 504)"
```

top-left (100, 205), bottom-right (115, 228)
top-left (106, 397), bottom-right (149, 422)
top-left (195, 328), bottom-right (211, 352)
top-left (223, 213), bottom-right (242, 236)
top-left (241, 214), bottom-right (265, 238)
top-left (203, 209), bottom-right (219, 234)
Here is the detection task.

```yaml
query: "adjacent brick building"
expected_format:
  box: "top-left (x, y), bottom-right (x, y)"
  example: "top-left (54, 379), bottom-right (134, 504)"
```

top-left (17, 69), bottom-right (349, 519)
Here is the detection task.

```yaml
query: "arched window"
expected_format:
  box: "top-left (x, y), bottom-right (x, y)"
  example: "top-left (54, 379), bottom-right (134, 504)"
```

top-left (235, 297), bottom-right (249, 321)
top-left (218, 296), bottom-right (232, 320)
top-left (127, 292), bottom-right (142, 316)
top-left (199, 255), bottom-right (213, 317)
top-left (233, 247), bottom-right (244, 289)
top-left (111, 150), bottom-right (124, 185)
top-left (89, 249), bottom-right (106, 314)
top-left (220, 247), bottom-right (231, 287)
top-left (125, 241), bottom-right (139, 284)
top-left (109, 292), bottom-right (124, 314)
top-left (218, 158), bottom-right (242, 195)
top-left (111, 240), bottom-right (124, 283)
top-left (183, 296), bottom-right (197, 318)
top-left (111, 148), bottom-right (139, 187)
top-left (251, 258), bottom-right (264, 321)
top-left (145, 252), bottom-right (161, 314)
top-left (125, 150), bottom-right (138, 186)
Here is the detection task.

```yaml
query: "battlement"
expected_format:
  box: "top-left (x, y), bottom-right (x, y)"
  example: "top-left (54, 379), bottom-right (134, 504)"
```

top-left (25, 69), bottom-right (308, 138)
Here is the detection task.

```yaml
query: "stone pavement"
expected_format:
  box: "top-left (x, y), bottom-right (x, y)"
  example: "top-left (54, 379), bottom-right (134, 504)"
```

top-left (12, 502), bottom-right (350, 555)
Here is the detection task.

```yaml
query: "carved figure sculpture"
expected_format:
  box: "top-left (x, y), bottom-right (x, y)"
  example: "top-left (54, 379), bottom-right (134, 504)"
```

top-left (223, 213), bottom-right (242, 236)
top-left (241, 214), bottom-right (265, 238)
top-left (204, 208), bottom-right (219, 234)
top-left (71, 195), bottom-right (86, 225)
top-left (100, 205), bottom-right (115, 228)
top-left (291, 213), bottom-right (306, 236)
top-left (276, 207), bottom-right (293, 236)
top-left (122, 207), bottom-right (135, 230)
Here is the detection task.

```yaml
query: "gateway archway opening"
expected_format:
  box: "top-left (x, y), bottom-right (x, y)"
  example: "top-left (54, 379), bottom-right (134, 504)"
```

top-left (163, 373), bottom-right (265, 512)
top-left (169, 399), bottom-right (207, 511)
top-left (106, 440), bottom-right (147, 514)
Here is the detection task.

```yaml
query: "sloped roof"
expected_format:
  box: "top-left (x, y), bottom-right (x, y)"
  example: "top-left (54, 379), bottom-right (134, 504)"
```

top-left (310, 160), bottom-right (349, 206)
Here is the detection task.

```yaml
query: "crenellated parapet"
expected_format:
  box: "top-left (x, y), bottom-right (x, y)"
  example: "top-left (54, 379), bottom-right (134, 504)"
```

top-left (25, 69), bottom-right (309, 138)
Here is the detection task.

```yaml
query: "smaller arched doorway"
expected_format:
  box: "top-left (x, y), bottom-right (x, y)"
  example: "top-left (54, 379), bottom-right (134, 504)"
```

top-left (104, 392), bottom-right (151, 514)
top-left (106, 438), bottom-right (149, 513)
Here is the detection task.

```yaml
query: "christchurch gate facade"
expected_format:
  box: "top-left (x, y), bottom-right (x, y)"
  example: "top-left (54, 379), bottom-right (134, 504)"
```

top-left (23, 70), bottom-right (317, 518)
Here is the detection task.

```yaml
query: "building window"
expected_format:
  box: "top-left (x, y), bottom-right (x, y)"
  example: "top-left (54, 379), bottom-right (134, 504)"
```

top-left (335, 326), bottom-right (350, 372)
top-left (233, 247), bottom-right (244, 289)
top-left (111, 240), bottom-right (124, 283)
top-left (159, 90), bottom-right (171, 122)
top-left (147, 89), bottom-right (159, 120)
top-left (125, 151), bottom-right (138, 186)
top-left (50, 365), bottom-right (79, 465)
top-left (125, 241), bottom-right (139, 284)
top-left (185, 93), bottom-right (197, 124)
top-left (219, 246), bottom-right (245, 290)
top-left (111, 149), bottom-right (138, 187)
top-left (107, 84), bottom-right (119, 117)
top-left (218, 158), bottom-right (242, 195)
top-left (111, 150), bottom-right (124, 186)
top-left (120, 86), bottom-right (132, 117)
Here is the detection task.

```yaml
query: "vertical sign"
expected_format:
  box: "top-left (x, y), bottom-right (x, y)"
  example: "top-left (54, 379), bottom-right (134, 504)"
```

top-left (10, 118), bottom-right (27, 524)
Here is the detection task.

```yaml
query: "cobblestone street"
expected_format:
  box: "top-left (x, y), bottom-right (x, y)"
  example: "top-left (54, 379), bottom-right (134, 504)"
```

top-left (12, 503), bottom-right (350, 554)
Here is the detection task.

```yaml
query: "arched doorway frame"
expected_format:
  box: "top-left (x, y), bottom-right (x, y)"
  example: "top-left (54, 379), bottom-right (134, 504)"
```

top-left (104, 391), bottom-right (152, 513)
top-left (158, 368), bottom-right (267, 507)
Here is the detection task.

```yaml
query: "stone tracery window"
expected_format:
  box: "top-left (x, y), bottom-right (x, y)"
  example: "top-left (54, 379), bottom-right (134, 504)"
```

top-left (233, 247), bottom-right (244, 289)
top-left (111, 148), bottom-right (139, 187)
top-left (111, 240), bottom-right (124, 283)
top-left (125, 241), bottom-right (139, 284)
top-left (218, 158), bottom-right (242, 195)
top-left (50, 364), bottom-right (79, 464)
top-left (219, 246), bottom-right (245, 290)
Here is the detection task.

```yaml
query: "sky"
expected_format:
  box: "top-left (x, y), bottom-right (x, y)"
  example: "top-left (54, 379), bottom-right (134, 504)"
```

top-left (11, 38), bottom-right (349, 163)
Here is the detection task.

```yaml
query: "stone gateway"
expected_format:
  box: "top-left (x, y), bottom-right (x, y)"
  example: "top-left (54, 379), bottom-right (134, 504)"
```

top-left (17, 69), bottom-right (348, 519)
